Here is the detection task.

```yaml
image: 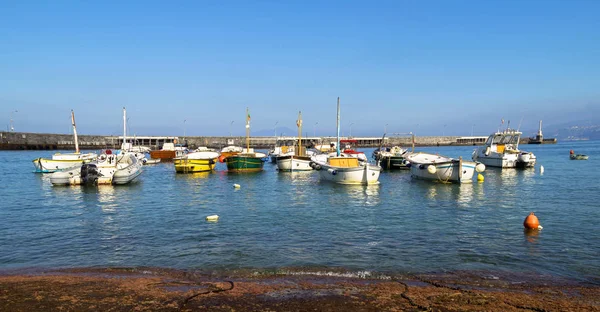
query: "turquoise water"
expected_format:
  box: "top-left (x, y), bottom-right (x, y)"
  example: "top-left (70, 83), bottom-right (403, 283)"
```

top-left (1, 141), bottom-right (598, 283)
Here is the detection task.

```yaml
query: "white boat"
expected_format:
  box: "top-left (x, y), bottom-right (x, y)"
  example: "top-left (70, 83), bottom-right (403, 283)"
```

top-left (32, 110), bottom-right (97, 173)
top-left (276, 111), bottom-right (314, 171)
top-left (51, 107), bottom-right (143, 185)
top-left (268, 145), bottom-right (295, 163)
top-left (143, 158), bottom-right (161, 165)
top-left (309, 98), bottom-right (381, 185)
top-left (406, 152), bottom-right (485, 183)
top-left (50, 151), bottom-right (143, 185)
top-left (472, 128), bottom-right (536, 168)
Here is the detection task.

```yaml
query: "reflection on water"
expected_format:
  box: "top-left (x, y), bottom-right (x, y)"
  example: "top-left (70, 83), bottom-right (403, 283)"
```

top-left (344, 184), bottom-right (381, 206)
top-left (175, 171), bottom-right (212, 180)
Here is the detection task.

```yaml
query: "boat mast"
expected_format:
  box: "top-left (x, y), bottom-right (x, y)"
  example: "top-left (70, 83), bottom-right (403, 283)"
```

top-left (122, 107), bottom-right (127, 149)
top-left (297, 111), bottom-right (302, 156)
top-left (246, 107), bottom-right (250, 152)
top-left (71, 110), bottom-right (79, 154)
top-left (336, 97), bottom-right (340, 157)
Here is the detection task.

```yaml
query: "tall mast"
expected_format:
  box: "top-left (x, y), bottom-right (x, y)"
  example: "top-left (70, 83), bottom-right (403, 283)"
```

top-left (245, 107), bottom-right (250, 152)
top-left (123, 107), bottom-right (127, 147)
top-left (336, 97), bottom-right (340, 156)
top-left (71, 110), bottom-right (79, 153)
top-left (297, 111), bottom-right (302, 156)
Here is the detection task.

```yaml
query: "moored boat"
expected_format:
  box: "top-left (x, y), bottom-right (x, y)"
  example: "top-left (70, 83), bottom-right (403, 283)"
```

top-left (226, 108), bottom-right (265, 173)
top-left (276, 111), bottom-right (313, 171)
top-left (406, 152), bottom-right (485, 183)
top-left (570, 150), bottom-right (588, 160)
top-left (149, 140), bottom-right (187, 161)
top-left (175, 151), bottom-right (220, 173)
top-left (472, 128), bottom-right (536, 168)
top-left (310, 97), bottom-right (381, 185)
top-left (32, 110), bottom-right (97, 173)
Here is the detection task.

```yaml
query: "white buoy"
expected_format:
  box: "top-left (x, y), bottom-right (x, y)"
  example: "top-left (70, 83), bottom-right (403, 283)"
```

top-left (540, 165), bottom-right (544, 174)
top-left (233, 183), bottom-right (240, 188)
top-left (206, 215), bottom-right (219, 222)
top-left (427, 165), bottom-right (437, 174)
top-left (475, 163), bottom-right (486, 173)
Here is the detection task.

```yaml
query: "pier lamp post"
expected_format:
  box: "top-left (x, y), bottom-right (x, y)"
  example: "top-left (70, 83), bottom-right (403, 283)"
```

top-left (274, 121), bottom-right (278, 138)
top-left (314, 122), bottom-right (318, 137)
top-left (10, 110), bottom-right (18, 132)
top-left (350, 123), bottom-right (354, 137)
top-left (183, 119), bottom-right (187, 138)
top-left (229, 120), bottom-right (234, 137)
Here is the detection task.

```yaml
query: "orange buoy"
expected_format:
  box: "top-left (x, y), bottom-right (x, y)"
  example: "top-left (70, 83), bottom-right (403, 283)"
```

top-left (523, 212), bottom-right (540, 229)
top-left (218, 155), bottom-right (226, 163)
top-left (570, 150), bottom-right (574, 155)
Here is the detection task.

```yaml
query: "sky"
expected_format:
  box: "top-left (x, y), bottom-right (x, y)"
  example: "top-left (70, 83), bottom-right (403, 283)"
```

top-left (1, 0), bottom-right (599, 137)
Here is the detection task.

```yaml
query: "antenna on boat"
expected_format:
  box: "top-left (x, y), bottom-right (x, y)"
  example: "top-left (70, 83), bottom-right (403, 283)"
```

top-left (123, 107), bottom-right (127, 148)
top-left (297, 111), bottom-right (303, 156)
top-left (246, 107), bottom-right (250, 153)
top-left (336, 97), bottom-right (340, 157)
top-left (71, 109), bottom-right (79, 154)
top-left (517, 116), bottom-right (524, 131)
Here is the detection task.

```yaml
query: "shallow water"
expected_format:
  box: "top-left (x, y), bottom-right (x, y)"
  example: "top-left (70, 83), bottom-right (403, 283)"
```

top-left (0, 141), bottom-right (598, 283)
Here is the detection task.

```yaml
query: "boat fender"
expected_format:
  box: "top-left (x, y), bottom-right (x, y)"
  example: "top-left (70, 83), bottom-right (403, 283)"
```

top-left (475, 163), bottom-right (486, 173)
top-left (309, 161), bottom-right (315, 168)
top-left (315, 164), bottom-right (321, 170)
top-left (327, 168), bottom-right (337, 175)
top-left (142, 158), bottom-right (147, 164)
top-left (419, 164), bottom-right (426, 170)
top-left (427, 165), bottom-right (436, 174)
top-left (484, 146), bottom-right (490, 156)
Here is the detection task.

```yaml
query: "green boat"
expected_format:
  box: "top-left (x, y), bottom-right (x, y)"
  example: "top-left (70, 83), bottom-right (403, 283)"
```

top-left (227, 107), bottom-right (265, 172)
top-left (226, 152), bottom-right (265, 172)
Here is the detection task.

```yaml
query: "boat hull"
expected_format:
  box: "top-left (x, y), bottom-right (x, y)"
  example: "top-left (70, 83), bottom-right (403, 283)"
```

top-left (473, 152), bottom-right (536, 168)
top-left (50, 153), bottom-right (143, 186)
top-left (226, 155), bottom-right (264, 172)
top-left (174, 158), bottom-right (217, 173)
top-left (379, 155), bottom-right (409, 170)
top-left (316, 163), bottom-right (381, 185)
top-left (33, 158), bottom-right (85, 173)
top-left (570, 154), bottom-right (588, 160)
top-left (149, 150), bottom-right (177, 161)
top-left (276, 155), bottom-right (313, 171)
top-left (407, 152), bottom-right (481, 183)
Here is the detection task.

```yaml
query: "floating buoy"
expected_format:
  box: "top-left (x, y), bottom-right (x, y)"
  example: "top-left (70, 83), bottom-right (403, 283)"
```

top-left (540, 165), bottom-right (544, 174)
top-left (477, 173), bottom-right (484, 182)
top-left (427, 165), bottom-right (437, 174)
top-left (206, 215), bottom-right (219, 222)
top-left (475, 163), bottom-right (486, 173)
top-left (523, 212), bottom-right (540, 230)
top-left (219, 155), bottom-right (226, 163)
top-left (233, 183), bottom-right (240, 188)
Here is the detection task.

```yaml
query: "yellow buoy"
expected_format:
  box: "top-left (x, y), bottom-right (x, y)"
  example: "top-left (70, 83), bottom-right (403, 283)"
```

top-left (477, 173), bottom-right (484, 182)
top-left (206, 215), bottom-right (219, 222)
top-left (233, 184), bottom-right (241, 188)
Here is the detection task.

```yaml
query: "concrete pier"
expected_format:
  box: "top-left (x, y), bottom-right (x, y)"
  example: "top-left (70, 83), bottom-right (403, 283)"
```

top-left (0, 131), bottom-right (489, 151)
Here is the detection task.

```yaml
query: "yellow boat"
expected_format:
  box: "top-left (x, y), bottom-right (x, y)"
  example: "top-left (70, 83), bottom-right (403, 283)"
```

top-left (174, 151), bottom-right (220, 173)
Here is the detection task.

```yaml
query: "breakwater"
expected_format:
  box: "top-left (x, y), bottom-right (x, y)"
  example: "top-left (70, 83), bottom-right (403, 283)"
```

top-left (0, 131), bottom-right (487, 150)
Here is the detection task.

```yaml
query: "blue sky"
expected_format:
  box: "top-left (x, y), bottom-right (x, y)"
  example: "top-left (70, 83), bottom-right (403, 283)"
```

top-left (1, 0), bottom-right (598, 137)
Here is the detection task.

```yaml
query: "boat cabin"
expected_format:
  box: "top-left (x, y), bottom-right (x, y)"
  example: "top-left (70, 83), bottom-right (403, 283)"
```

top-left (485, 130), bottom-right (522, 154)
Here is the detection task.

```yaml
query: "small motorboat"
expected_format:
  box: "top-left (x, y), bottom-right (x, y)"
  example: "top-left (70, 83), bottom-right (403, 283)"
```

top-left (570, 150), bottom-right (588, 160)
top-left (406, 152), bottom-right (485, 184)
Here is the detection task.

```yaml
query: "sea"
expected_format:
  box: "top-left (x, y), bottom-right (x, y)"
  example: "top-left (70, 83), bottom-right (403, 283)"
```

top-left (1, 141), bottom-right (598, 284)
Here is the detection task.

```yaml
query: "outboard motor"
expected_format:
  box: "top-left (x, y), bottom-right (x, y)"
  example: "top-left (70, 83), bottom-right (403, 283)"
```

top-left (81, 164), bottom-right (99, 185)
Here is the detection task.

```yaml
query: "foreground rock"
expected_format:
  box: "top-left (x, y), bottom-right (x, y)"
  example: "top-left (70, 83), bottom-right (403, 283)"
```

top-left (0, 268), bottom-right (598, 311)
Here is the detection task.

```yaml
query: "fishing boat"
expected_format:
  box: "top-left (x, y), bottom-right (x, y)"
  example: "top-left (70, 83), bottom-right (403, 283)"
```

top-left (174, 150), bottom-right (220, 173)
top-left (32, 110), bottom-right (97, 173)
top-left (149, 140), bottom-right (186, 161)
top-left (406, 152), bottom-right (485, 183)
top-left (570, 150), bottom-right (588, 160)
top-left (51, 107), bottom-right (143, 185)
top-left (372, 133), bottom-right (415, 170)
top-left (226, 108), bottom-right (266, 172)
top-left (310, 98), bottom-right (381, 185)
top-left (472, 128), bottom-right (536, 168)
top-left (277, 111), bottom-right (313, 171)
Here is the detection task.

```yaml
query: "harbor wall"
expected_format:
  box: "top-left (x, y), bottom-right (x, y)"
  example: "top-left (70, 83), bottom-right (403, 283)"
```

top-left (0, 131), bottom-right (491, 151)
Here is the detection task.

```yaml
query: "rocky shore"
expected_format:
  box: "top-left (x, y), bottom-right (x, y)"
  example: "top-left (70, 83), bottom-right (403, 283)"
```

top-left (1, 267), bottom-right (598, 311)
